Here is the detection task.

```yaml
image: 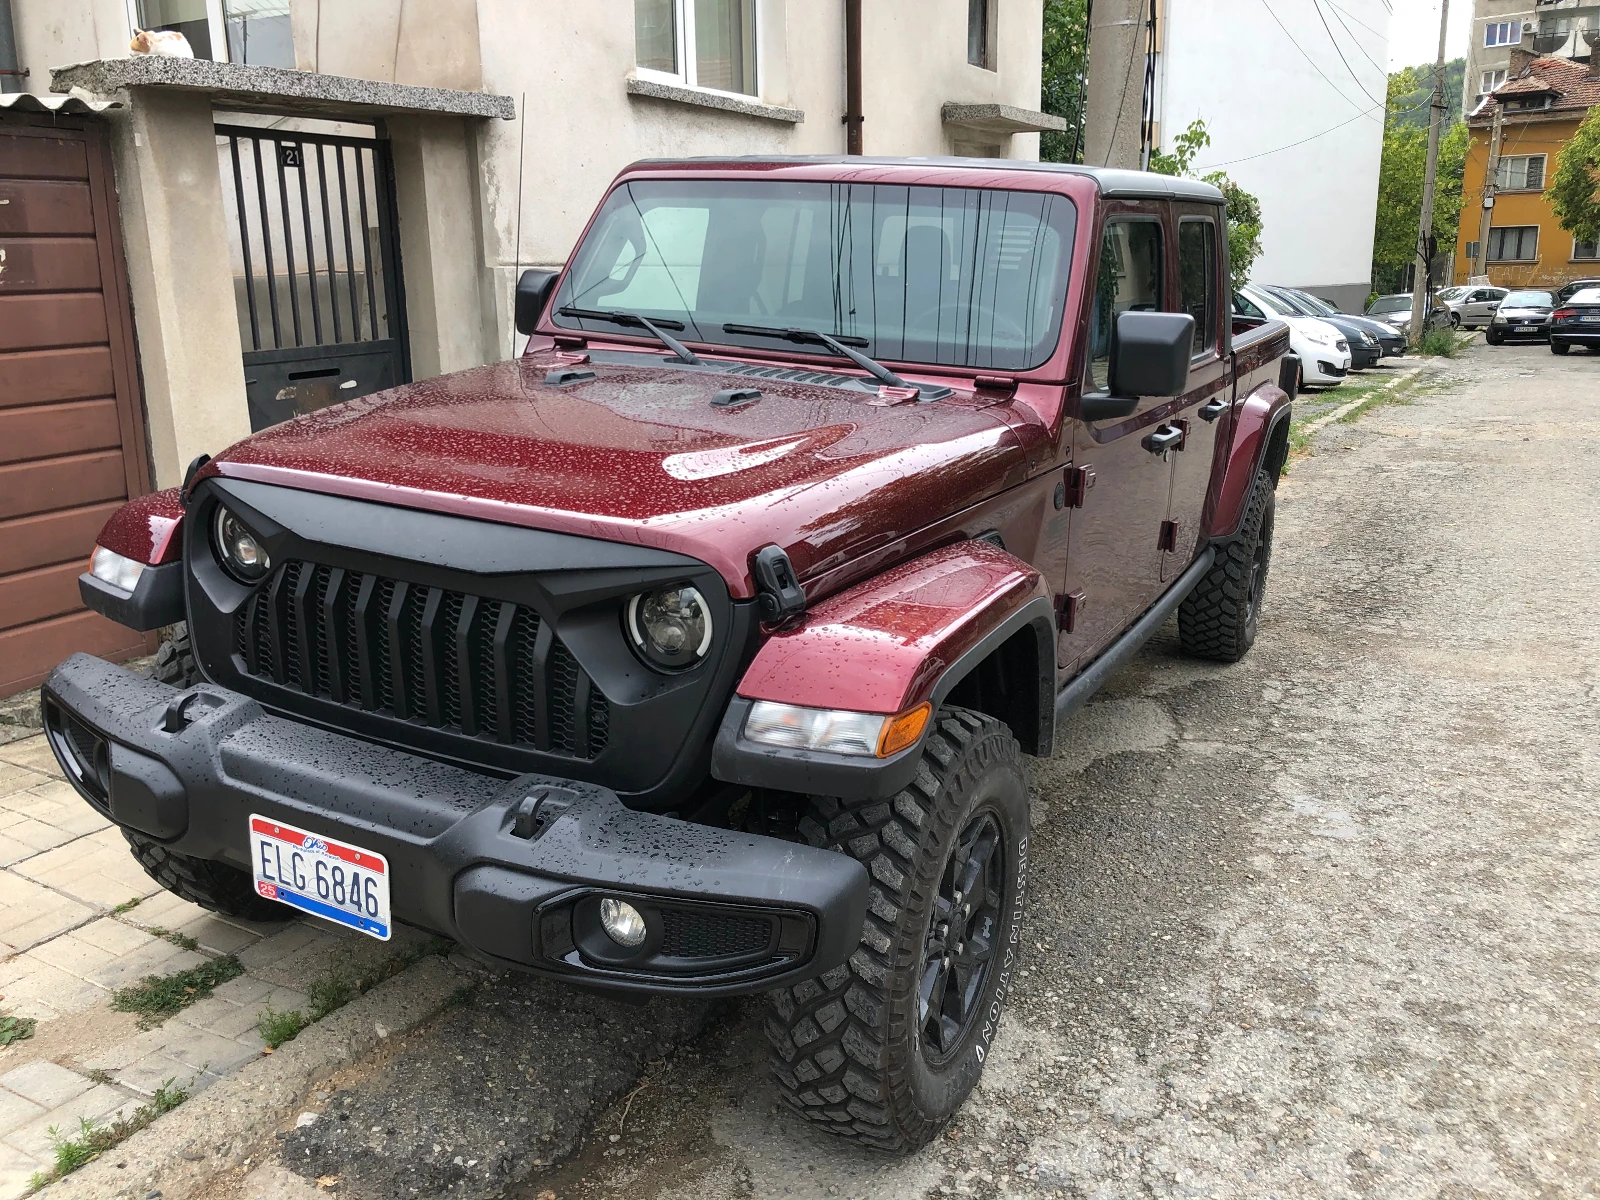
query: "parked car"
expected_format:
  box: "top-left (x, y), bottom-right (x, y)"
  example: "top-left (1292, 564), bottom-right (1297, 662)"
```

top-left (1235, 284), bottom-right (1351, 385)
top-left (1554, 277), bottom-right (1600, 305)
top-left (43, 159), bottom-right (1295, 1153)
top-left (1268, 287), bottom-right (1407, 357)
top-left (1549, 286), bottom-right (1600, 353)
top-left (1485, 289), bottom-right (1556, 344)
top-left (1439, 285), bottom-right (1508, 329)
top-left (1255, 284), bottom-right (1382, 368)
top-left (1365, 293), bottom-right (1452, 334)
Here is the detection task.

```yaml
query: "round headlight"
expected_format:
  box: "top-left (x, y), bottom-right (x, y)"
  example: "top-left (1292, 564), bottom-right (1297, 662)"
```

top-left (625, 585), bottom-right (712, 671)
top-left (213, 506), bottom-right (271, 583)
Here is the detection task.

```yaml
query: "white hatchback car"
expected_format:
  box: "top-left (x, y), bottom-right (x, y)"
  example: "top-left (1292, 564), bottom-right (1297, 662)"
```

top-left (1234, 284), bottom-right (1351, 387)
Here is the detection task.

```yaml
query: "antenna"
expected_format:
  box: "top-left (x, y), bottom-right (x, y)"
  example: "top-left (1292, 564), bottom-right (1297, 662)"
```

top-left (511, 90), bottom-right (526, 360)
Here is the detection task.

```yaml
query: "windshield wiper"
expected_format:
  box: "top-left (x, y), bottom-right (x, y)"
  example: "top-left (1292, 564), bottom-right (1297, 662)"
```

top-left (558, 306), bottom-right (701, 364)
top-left (721, 323), bottom-right (948, 399)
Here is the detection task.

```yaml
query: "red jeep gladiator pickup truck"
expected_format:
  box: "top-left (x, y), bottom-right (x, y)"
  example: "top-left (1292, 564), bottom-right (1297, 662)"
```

top-left (45, 157), bottom-right (1293, 1152)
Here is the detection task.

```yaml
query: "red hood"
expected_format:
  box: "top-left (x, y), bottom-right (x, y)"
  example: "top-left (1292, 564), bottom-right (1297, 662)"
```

top-left (207, 353), bottom-right (1027, 598)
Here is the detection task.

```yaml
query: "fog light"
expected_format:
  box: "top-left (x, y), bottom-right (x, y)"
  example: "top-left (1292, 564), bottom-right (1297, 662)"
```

top-left (599, 897), bottom-right (647, 948)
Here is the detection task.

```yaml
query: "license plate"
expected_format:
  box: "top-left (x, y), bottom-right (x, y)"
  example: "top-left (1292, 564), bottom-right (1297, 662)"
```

top-left (1514, 325), bottom-right (1537, 333)
top-left (1582, 315), bottom-right (1600, 323)
top-left (249, 815), bottom-right (391, 939)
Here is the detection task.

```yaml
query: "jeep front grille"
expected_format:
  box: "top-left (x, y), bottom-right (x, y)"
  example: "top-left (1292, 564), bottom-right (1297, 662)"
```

top-left (233, 561), bottom-right (609, 759)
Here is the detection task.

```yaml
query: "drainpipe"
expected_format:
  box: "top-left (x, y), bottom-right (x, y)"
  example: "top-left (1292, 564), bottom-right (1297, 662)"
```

top-left (0, 0), bottom-right (24, 94)
top-left (843, 0), bottom-right (862, 154)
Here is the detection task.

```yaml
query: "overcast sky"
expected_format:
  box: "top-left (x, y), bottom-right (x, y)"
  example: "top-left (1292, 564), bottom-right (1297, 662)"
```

top-left (1387, 0), bottom-right (1474, 71)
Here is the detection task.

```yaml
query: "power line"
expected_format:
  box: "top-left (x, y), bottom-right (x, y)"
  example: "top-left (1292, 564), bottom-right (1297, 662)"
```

top-left (1311, 0), bottom-right (1389, 107)
top-left (1254, 0), bottom-right (1370, 114)
top-left (1319, 0), bottom-right (1387, 76)
top-left (1197, 102), bottom-right (1384, 169)
top-left (1323, 0), bottom-right (1386, 41)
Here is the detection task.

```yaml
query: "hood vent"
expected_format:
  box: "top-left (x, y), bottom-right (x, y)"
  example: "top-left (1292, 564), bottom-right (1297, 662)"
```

top-left (722, 363), bottom-right (872, 390)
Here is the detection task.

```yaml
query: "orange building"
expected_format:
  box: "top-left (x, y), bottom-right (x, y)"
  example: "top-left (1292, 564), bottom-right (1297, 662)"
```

top-left (1454, 52), bottom-right (1600, 289)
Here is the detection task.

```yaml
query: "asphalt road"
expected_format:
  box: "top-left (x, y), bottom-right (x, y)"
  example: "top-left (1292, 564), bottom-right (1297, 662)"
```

top-left (259, 340), bottom-right (1600, 1200)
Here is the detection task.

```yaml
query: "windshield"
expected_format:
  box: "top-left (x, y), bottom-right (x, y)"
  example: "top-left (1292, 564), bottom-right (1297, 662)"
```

top-left (1296, 293), bottom-right (1338, 315)
top-left (1368, 296), bottom-right (1410, 314)
top-left (1567, 287), bottom-right (1600, 304)
top-left (552, 180), bottom-right (1078, 371)
top-left (1263, 288), bottom-right (1319, 317)
top-left (1242, 287), bottom-right (1290, 317)
top-left (1504, 290), bottom-right (1554, 306)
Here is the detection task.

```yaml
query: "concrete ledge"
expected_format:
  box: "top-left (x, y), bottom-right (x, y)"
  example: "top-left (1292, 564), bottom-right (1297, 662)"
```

top-left (942, 102), bottom-right (1068, 135)
top-left (38, 953), bottom-right (478, 1200)
top-left (50, 57), bottom-right (514, 121)
top-left (625, 76), bottom-right (803, 123)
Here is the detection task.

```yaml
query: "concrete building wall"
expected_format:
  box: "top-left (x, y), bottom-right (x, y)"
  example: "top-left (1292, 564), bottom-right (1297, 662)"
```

top-left (9, 0), bottom-right (132, 92)
top-left (1465, 0), bottom-right (1536, 116)
top-left (1155, 0), bottom-right (1391, 310)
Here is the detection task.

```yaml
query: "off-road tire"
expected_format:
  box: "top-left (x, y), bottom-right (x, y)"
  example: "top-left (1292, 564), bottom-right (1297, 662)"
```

top-left (152, 624), bottom-right (200, 688)
top-left (1552, 341), bottom-right (1571, 355)
top-left (122, 828), bottom-right (286, 922)
top-left (765, 708), bottom-right (1029, 1153)
top-left (1178, 467), bottom-right (1276, 662)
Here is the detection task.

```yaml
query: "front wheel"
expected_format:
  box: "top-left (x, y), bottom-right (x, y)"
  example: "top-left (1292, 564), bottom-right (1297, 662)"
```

top-left (765, 708), bottom-right (1029, 1153)
top-left (1485, 329), bottom-right (1503, 345)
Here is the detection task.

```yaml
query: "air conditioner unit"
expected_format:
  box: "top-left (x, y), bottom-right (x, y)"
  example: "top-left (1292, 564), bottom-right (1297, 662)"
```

top-left (1523, 21), bottom-right (1536, 33)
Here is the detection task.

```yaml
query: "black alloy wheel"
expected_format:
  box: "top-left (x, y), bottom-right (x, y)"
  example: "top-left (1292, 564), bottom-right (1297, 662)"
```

top-left (918, 811), bottom-right (1005, 1062)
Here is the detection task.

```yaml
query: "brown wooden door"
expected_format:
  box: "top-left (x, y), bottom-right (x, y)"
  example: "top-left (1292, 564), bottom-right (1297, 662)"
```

top-left (0, 112), bottom-right (154, 696)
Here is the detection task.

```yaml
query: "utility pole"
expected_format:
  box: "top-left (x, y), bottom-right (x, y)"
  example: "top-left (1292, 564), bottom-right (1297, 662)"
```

top-left (1410, 0), bottom-right (1451, 340)
top-left (1084, 0), bottom-right (1146, 169)
top-left (1473, 99), bottom-right (1505, 278)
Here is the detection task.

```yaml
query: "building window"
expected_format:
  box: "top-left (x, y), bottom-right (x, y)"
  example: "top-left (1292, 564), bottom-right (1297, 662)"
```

top-left (130, 0), bottom-right (293, 67)
top-left (1574, 238), bottom-right (1600, 260)
top-left (1487, 225), bottom-right (1539, 262)
top-left (1496, 154), bottom-right (1546, 191)
top-left (634, 0), bottom-right (757, 97)
top-left (1480, 68), bottom-right (1506, 94)
top-left (968, 0), bottom-right (996, 69)
top-left (1484, 20), bottom-right (1518, 47)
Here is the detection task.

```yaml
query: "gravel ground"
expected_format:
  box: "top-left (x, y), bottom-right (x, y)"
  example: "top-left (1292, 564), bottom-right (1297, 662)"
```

top-left (260, 340), bottom-right (1598, 1200)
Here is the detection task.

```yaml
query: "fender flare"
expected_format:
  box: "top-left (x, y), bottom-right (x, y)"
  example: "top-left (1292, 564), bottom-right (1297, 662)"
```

top-left (1206, 381), bottom-right (1292, 542)
top-left (712, 540), bottom-right (1057, 800)
top-left (78, 488), bottom-right (188, 632)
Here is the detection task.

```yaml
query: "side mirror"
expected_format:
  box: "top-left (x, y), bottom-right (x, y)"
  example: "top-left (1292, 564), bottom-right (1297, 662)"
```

top-left (1080, 310), bottom-right (1195, 420)
top-left (514, 268), bottom-right (560, 335)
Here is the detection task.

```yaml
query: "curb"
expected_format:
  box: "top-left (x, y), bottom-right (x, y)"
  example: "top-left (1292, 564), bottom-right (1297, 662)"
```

top-left (39, 953), bottom-right (475, 1200)
top-left (1300, 367), bottom-right (1422, 436)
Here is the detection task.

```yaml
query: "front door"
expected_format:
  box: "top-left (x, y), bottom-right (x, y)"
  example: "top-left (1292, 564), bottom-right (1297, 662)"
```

top-left (1061, 210), bottom-right (1174, 667)
top-left (218, 124), bottom-right (409, 431)
top-left (1165, 208), bottom-right (1230, 579)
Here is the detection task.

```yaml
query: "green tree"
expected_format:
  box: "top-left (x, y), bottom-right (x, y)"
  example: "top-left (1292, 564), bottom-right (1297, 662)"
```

top-left (1387, 58), bottom-right (1465, 130)
top-left (1545, 104), bottom-right (1600, 245)
top-left (1147, 119), bottom-right (1264, 289)
top-left (1372, 68), bottom-right (1470, 294)
top-left (1039, 0), bottom-right (1089, 163)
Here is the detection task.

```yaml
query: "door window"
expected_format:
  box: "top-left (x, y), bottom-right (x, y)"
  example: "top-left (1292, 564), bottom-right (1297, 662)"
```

top-left (1089, 220), bottom-right (1162, 391)
top-left (1178, 219), bottom-right (1217, 358)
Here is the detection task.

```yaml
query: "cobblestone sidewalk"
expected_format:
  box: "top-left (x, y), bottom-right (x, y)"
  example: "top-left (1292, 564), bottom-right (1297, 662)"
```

top-left (0, 732), bottom-right (430, 1198)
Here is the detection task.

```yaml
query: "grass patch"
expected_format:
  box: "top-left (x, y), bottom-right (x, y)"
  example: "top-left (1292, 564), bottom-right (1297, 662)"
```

top-left (0, 1012), bottom-right (37, 1047)
top-left (110, 897), bottom-right (141, 915)
top-left (144, 926), bottom-right (200, 952)
top-left (25, 1079), bottom-right (188, 1192)
top-left (256, 1002), bottom-right (308, 1049)
top-left (111, 955), bottom-right (243, 1029)
top-left (1414, 326), bottom-right (1467, 357)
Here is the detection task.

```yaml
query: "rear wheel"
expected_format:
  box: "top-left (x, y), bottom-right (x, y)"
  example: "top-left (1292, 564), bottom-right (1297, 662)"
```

top-left (1178, 467), bottom-right (1276, 662)
top-left (1449, 311), bottom-right (1460, 328)
top-left (765, 708), bottom-right (1029, 1153)
top-left (1552, 340), bottom-right (1571, 355)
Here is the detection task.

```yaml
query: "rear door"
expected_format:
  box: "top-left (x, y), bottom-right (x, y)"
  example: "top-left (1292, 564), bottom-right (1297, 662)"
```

top-left (1164, 206), bottom-right (1229, 580)
top-left (1061, 206), bottom-right (1174, 666)
top-left (0, 113), bottom-right (154, 694)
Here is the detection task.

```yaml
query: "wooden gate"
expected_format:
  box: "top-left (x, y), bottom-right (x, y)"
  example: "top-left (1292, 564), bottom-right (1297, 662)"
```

top-left (0, 108), bottom-right (154, 696)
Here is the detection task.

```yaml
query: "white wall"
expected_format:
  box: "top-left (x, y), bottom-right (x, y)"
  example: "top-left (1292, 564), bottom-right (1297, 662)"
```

top-left (1156, 0), bottom-right (1392, 306)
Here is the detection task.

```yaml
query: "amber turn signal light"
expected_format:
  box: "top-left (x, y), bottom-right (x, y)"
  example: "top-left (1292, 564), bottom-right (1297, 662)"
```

top-left (877, 702), bottom-right (932, 758)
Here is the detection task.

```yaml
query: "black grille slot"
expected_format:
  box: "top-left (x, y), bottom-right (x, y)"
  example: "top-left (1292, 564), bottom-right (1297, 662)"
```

top-left (659, 910), bottom-right (772, 960)
top-left (232, 561), bottom-right (607, 759)
top-left (724, 363), bottom-right (866, 389)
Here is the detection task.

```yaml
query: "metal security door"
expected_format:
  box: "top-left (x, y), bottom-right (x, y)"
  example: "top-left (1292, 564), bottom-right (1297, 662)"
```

top-left (218, 125), bottom-right (409, 431)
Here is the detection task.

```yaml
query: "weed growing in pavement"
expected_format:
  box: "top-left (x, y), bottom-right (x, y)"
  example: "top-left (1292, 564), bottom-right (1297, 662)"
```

top-left (306, 970), bottom-right (357, 1020)
top-left (111, 955), bottom-right (244, 1028)
top-left (257, 1002), bottom-right (309, 1048)
top-left (0, 1012), bottom-right (37, 1046)
top-left (24, 1079), bottom-right (189, 1193)
top-left (144, 926), bottom-right (201, 952)
top-left (110, 897), bottom-right (142, 914)
top-left (1415, 327), bottom-right (1466, 357)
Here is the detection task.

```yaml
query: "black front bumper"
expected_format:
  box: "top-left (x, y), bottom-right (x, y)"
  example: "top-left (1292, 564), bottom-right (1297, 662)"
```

top-left (41, 654), bottom-right (868, 997)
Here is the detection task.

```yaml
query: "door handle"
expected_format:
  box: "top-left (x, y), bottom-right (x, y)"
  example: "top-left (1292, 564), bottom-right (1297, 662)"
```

top-left (1144, 425), bottom-right (1183, 455)
top-left (1198, 398), bottom-right (1228, 422)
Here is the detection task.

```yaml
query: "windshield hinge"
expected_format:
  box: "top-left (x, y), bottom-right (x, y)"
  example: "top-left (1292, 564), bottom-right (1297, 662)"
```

top-left (753, 545), bottom-right (807, 624)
